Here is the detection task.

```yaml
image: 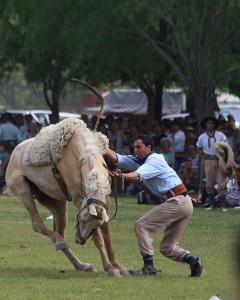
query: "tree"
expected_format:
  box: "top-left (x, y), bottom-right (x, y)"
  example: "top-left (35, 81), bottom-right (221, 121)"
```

top-left (0, 0), bottom-right (22, 79)
top-left (121, 0), bottom-right (240, 122)
top-left (69, 0), bottom-right (181, 132)
top-left (3, 0), bottom-right (94, 121)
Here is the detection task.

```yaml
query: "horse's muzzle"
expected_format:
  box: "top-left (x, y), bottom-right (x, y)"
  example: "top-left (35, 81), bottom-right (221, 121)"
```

top-left (75, 233), bottom-right (86, 245)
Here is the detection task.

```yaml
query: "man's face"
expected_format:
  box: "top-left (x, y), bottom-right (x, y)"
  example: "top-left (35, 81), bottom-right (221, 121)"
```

top-left (133, 139), bottom-right (151, 160)
top-left (206, 120), bottom-right (215, 131)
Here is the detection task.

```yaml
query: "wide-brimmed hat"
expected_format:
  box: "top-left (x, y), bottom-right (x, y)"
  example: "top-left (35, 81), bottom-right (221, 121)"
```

top-left (200, 116), bottom-right (219, 129)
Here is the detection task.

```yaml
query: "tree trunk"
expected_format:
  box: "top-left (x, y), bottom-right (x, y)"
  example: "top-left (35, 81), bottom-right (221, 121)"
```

top-left (138, 78), bottom-right (164, 134)
top-left (153, 79), bottom-right (164, 121)
top-left (191, 87), bottom-right (218, 131)
top-left (43, 71), bottom-right (62, 123)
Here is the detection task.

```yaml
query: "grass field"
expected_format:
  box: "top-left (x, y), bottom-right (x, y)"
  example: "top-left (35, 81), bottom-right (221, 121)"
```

top-left (0, 194), bottom-right (239, 300)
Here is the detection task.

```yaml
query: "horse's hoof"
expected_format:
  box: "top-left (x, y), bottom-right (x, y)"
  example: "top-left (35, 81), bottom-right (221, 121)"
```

top-left (120, 269), bottom-right (130, 276)
top-left (107, 270), bottom-right (122, 278)
top-left (78, 264), bottom-right (97, 272)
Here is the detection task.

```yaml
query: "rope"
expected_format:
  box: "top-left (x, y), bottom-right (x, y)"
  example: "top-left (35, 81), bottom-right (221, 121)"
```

top-left (71, 78), bottom-right (104, 132)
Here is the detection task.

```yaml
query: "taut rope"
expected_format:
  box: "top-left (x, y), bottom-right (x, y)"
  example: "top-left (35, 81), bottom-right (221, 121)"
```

top-left (71, 78), bottom-right (104, 132)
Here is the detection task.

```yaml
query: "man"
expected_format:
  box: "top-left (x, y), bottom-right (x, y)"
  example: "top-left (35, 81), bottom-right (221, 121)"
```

top-left (104, 135), bottom-right (203, 277)
top-left (0, 113), bottom-right (20, 144)
top-left (196, 116), bottom-right (228, 212)
top-left (169, 120), bottom-right (186, 166)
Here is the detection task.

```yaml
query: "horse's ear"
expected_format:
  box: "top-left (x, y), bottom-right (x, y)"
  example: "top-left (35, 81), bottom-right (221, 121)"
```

top-left (88, 204), bottom-right (97, 216)
top-left (101, 209), bottom-right (109, 223)
top-left (89, 204), bottom-right (109, 222)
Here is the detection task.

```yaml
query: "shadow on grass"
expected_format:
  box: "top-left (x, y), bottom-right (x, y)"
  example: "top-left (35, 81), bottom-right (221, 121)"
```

top-left (0, 267), bottom-right (106, 280)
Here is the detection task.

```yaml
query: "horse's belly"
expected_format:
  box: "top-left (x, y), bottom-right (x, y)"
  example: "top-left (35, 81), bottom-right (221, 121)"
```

top-left (26, 165), bottom-right (66, 200)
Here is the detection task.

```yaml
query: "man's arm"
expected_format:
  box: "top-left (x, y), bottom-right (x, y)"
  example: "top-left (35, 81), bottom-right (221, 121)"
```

top-left (105, 149), bottom-right (140, 183)
top-left (122, 171), bottom-right (140, 183)
top-left (104, 148), bottom-right (118, 163)
top-left (110, 169), bottom-right (140, 183)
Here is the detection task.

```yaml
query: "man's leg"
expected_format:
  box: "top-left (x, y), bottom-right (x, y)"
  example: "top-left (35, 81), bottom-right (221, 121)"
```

top-left (204, 160), bottom-right (218, 210)
top-left (130, 195), bottom-right (202, 276)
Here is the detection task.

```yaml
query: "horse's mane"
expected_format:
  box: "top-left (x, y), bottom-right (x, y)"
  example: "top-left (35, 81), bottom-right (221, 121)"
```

top-left (25, 118), bottom-right (109, 166)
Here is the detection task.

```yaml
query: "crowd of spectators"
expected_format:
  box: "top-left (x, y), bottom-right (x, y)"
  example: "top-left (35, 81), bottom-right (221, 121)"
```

top-left (0, 112), bottom-right (42, 190)
top-left (85, 112), bottom-right (240, 206)
top-left (0, 110), bottom-right (240, 207)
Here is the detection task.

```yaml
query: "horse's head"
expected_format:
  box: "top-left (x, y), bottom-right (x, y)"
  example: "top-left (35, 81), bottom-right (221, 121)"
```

top-left (75, 197), bottom-right (109, 245)
top-left (75, 152), bottom-right (111, 245)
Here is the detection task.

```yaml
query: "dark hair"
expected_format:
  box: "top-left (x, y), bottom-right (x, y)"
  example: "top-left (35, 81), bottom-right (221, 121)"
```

top-left (160, 137), bottom-right (171, 147)
top-left (133, 135), bottom-right (154, 150)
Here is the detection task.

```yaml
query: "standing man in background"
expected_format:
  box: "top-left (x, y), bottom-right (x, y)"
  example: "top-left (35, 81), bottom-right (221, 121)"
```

top-left (196, 117), bottom-right (228, 212)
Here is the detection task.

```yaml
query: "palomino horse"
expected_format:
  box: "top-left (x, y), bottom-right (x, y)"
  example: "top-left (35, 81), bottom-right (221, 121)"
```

top-left (5, 118), bottom-right (127, 277)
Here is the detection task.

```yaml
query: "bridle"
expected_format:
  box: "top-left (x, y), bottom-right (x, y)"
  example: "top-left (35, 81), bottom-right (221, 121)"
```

top-left (75, 198), bottom-right (108, 242)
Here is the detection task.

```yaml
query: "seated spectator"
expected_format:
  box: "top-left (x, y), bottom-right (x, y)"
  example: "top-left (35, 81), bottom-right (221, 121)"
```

top-left (235, 143), bottom-right (240, 164)
top-left (151, 123), bottom-right (167, 146)
top-left (107, 120), bottom-right (126, 153)
top-left (0, 143), bottom-right (7, 191)
top-left (161, 118), bottom-right (172, 137)
top-left (0, 143), bottom-right (7, 162)
top-left (187, 145), bottom-right (199, 167)
top-left (217, 114), bottom-right (227, 131)
top-left (81, 114), bottom-right (91, 128)
top-left (179, 159), bottom-right (197, 191)
top-left (154, 144), bottom-right (162, 154)
top-left (127, 124), bottom-right (140, 154)
top-left (184, 127), bottom-right (197, 155)
top-left (121, 144), bottom-right (131, 155)
top-left (22, 122), bottom-right (41, 141)
top-left (0, 113), bottom-right (20, 144)
top-left (226, 178), bottom-right (240, 208)
top-left (126, 182), bottom-right (143, 196)
top-left (97, 123), bottom-right (108, 136)
top-left (226, 114), bottom-right (237, 129)
top-left (158, 137), bottom-right (180, 171)
top-left (158, 137), bottom-right (173, 166)
top-left (224, 122), bottom-right (239, 152)
top-left (1, 140), bottom-right (17, 187)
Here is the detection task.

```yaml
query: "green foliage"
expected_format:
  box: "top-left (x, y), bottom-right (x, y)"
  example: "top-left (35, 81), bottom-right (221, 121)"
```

top-left (1, 0), bottom-right (240, 120)
top-left (0, 194), bottom-right (239, 300)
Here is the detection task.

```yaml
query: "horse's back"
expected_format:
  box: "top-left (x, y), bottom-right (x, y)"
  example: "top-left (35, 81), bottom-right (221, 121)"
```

top-left (6, 138), bottom-right (70, 200)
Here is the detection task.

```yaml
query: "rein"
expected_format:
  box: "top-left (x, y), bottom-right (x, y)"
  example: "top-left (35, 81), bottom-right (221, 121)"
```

top-left (52, 162), bottom-right (72, 201)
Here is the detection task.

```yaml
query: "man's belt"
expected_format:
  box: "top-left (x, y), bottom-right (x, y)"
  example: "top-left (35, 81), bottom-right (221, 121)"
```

top-left (204, 154), bottom-right (218, 160)
top-left (164, 184), bottom-right (187, 200)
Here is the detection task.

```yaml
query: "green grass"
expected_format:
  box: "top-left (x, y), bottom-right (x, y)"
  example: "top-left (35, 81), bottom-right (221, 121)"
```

top-left (0, 194), bottom-right (239, 300)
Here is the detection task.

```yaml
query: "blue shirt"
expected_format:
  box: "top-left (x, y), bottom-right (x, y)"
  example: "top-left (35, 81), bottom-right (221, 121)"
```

top-left (116, 153), bottom-right (182, 197)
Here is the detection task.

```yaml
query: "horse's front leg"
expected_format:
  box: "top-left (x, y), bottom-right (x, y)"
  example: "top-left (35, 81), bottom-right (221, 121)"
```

top-left (93, 229), bottom-right (122, 277)
top-left (29, 188), bottom-right (96, 273)
top-left (101, 222), bottom-right (129, 276)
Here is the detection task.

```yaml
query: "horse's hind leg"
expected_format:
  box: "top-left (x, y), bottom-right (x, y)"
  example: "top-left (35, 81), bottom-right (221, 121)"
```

top-left (10, 177), bottom-right (66, 247)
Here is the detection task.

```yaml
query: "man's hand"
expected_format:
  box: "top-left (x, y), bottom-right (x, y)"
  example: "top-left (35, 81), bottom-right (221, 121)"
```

top-left (109, 168), bottom-right (122, 178)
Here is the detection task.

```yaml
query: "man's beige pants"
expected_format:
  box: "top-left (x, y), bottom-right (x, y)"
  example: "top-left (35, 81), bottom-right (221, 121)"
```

top-left (134, 195), bottom-right (193, 262)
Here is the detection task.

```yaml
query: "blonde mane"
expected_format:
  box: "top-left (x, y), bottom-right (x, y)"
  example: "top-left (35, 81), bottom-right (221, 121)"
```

top-left (84, 167), bottom-right (111, 200)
